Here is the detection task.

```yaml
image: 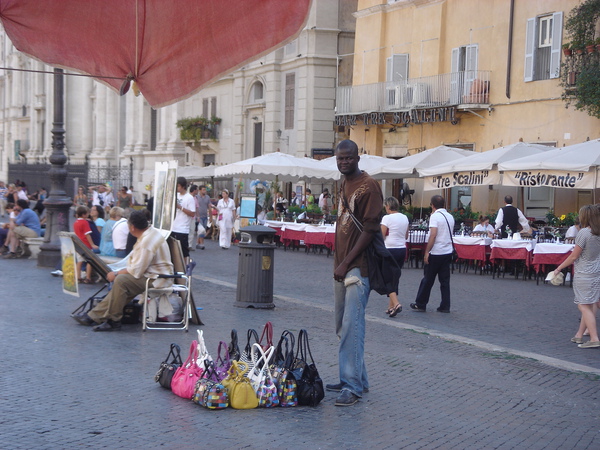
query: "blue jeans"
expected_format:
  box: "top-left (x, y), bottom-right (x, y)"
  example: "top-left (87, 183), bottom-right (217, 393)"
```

top-left (334, 267), bottom-right (370, 396)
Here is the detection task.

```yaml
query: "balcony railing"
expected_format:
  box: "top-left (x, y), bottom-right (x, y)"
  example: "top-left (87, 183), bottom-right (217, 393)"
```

top-left (335, 71), bottom-right (491, 115)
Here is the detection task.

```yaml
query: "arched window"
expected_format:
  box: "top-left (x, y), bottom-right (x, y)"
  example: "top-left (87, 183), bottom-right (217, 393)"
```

top-left (251, 81), bottom-right (264, 102)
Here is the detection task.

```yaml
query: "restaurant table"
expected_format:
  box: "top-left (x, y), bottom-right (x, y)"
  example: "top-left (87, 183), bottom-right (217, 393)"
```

top-left (304, 224), bottom-right (335, 255)
top-left (490, 239), bottom-right (535, 279)
top-left (279, 223), bottom-right (307, 251)
top-left (453, 236), bottom-right (492, 274)
top-left (264, 221), bottom-right (336, 253)
top-left (532, 242), bottom-right (574, 284)
top-left (406, 230), bottom-right (429, 268)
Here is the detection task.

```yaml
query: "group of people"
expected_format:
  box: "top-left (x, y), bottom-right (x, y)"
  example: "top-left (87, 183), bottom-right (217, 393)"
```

top-left (74, 184), bottom-right (138, 216)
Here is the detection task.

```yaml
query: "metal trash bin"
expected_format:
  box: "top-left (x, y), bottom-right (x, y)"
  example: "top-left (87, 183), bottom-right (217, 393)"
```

top-left (234, 225), bottom-right (276, 309)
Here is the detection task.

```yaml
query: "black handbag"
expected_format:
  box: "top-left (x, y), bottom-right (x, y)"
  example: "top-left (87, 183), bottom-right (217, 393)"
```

top-left (342, 190), bottom-right (401, 296)
top-left (291, 329), bottom-right (324, 407)
top-left (228, 329), bottom-right (241, 361)
top-left (154, 343), bottom-right (183, 390)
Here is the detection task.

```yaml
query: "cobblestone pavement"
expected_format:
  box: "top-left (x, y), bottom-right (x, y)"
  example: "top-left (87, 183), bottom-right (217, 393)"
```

top-left (1, 240), bottom-right (599, 449)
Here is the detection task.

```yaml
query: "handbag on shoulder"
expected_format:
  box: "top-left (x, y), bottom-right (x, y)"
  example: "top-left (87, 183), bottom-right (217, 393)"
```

top-left (171, 340), bottom-right (203, 399)
top-left (290, 329), bottom-right (325, 407)
top-left (154, 343), bottom-right (183, 390)
top-left (222, 360), bottom-right (259, 410)
top-left (192, 360), bottom-right (229, 410)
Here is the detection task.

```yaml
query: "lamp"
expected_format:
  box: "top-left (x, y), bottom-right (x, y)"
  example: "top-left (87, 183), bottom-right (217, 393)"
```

top-left (276, 129), bottom-right (289, 144)
top-left (252, 116), bottom-right (259, 121)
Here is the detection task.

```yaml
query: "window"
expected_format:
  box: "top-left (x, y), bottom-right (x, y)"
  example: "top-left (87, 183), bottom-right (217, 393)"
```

top-left (150, 109), bottom-right (157, 150)
top-left (202, 98), bottom-right (208, 118)
top-left (211, 97), bottom-right (217, 118)
top-left (284, 73), bottom-right (295, 130)
top-left (451, 45), bottom-right (478, 103)
top-left (252, 82), bottom-right (264, 102)
top-left (386, 54), bottom-right (409, 82)
top-left (202, 97), bottom-right (217, 118)
top-left (524, 12), bottom-right (563, 82)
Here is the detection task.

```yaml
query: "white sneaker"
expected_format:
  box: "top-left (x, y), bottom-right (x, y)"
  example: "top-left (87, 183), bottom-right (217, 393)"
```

top-left (51, 270), bottom-right (63, 277)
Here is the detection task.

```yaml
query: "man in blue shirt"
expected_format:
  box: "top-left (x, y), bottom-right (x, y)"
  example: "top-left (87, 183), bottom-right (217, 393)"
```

top-left (3, 199), bottom-right (41, 258)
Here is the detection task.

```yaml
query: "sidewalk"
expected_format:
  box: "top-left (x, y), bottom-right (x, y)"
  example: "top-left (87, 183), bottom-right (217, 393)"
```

top-left (1, 241), bottom-right (599, 449)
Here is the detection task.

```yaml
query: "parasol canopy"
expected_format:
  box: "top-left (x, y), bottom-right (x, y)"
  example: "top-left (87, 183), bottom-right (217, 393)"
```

top-left (0, 0), bottom-right (312, 108)
top-left (498, 139), bottom-right (600, 189)
top-left (368, 146), bottom-right (473, 179)
top-left (419, 142), bottom-right (553, 190)
top-left (316, 154), bottom-right (396, 180)
top-left (213, 152), bottom-right (337, 182)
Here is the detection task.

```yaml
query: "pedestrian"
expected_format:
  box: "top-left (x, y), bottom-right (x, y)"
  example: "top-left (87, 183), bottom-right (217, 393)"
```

top-left (216, 189), bottom-right (236, 249)
top-left (195, 185), bottom-right (211, 249)
top-left (553, 204), bottom-right (600, 348)
top-left (171, 177), bottom-right (195, 263)
top-left (327, 139), bottom-right (383, 406)
top-left (410, 194), bottom-right (455, 313)
top-left (494, 195), bottom-right (530, 238)
top-left (381, 196), bottom-right (409, 317)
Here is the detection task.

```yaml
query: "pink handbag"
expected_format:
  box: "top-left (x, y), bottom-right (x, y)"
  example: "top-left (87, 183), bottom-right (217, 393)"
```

top-left (171, 340), bottom-right (203, 399)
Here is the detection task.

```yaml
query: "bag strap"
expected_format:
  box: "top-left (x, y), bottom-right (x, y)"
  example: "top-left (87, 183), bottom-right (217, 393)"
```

top-left (296, 329), bottom-right (316, 365)
top-left (228, 329), bottom-right (239, 357)
top-left (437, 211), bottom-right (456, 252)
top-left (244, 328), bottom-right (259, 353)
top-left (274, 330), bottom-right (295, 367)
top-left (251, 343), bottom-right (275, 377)
top-left (165, 343), bottom-right (183, 365)
top-left (197, 330), bottom-right (209, 357)
top-left (202, 359), bottom-right (219, 380)
top-left (217, 341), bottom-right (230, 365)
top-left (259, 321), bottom-right (273, 350)
top-left (183, 340), bottom-right (199, 368)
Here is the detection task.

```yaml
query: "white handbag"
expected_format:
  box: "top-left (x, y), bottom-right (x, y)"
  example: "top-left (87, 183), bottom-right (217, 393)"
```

top-left (248, 343), bottom-right (274, 392)
top-left (196, 330), bottom-right (213, 369)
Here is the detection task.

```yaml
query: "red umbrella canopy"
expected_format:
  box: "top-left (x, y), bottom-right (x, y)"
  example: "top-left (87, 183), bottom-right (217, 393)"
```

top-left (0, 0), bottom-right (311, 107)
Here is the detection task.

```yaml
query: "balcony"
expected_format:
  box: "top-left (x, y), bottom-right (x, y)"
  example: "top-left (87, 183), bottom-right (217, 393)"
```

top-left (335, 71), bottom-right (491, 116)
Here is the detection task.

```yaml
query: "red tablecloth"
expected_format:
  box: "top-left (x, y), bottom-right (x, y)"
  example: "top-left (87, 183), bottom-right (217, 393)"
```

top-left (490, 247), bottom-right (532, 268)
top-left (324, 232), bottom-right (335, 251)
top-left (454, 243), bottom-right (489, 262)
top-left (532, 252), bottom-right (572, 273)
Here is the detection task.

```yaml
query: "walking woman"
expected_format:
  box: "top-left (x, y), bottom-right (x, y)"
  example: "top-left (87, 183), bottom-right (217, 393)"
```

top-left (216, 189), bottom-right (236, 249)
top-left (553, 205), bottom-right (600, 348)
top-left (381, 196), bottom-right (410, 317)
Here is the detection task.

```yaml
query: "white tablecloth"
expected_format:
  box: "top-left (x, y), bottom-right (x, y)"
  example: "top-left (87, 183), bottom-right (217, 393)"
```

top-left (533, 243), bottom-right (575, 255)
top-left (453, 236), bottom-right (492, 246)
top-left (490, 239), bottom-right (534, 252)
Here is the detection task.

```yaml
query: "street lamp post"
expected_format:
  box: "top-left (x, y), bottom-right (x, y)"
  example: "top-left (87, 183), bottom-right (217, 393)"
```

top-left (38, 68), bottom-right (72, 267)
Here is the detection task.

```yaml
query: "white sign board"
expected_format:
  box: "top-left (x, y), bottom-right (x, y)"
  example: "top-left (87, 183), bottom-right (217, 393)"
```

top-left (502, 170), bottom-right (596, 189)
top-left (423, 170), bottom-right (501, 191)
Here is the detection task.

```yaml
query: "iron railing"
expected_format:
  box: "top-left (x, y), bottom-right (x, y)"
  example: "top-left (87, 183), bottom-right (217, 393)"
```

top-left (335, 70), bottom-right (491, 115)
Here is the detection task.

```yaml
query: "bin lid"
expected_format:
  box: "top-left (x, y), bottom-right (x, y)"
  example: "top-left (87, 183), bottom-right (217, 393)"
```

top-left (240, 225), bottom-right (276, 236)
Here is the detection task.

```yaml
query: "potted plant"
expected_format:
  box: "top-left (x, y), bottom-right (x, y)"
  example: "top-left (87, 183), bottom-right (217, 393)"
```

top-left (210, 116), bottom-right (222, 126)
top-left (563, 43), bottom-right (573, 56)
top-left (585, 39), bottom-right (596, 53)
top-left (306, 203), bottom-right (323, 220)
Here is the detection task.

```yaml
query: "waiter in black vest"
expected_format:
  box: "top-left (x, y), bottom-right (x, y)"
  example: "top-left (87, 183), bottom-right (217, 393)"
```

top-left (494, 195), bottom-right (531, 238)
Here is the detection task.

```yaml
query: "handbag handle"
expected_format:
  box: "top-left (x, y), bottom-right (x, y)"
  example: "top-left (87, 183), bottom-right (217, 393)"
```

top-left (228, 360), bottom-right (249, 379)
top-left (202, 359), bottom-right (219, 380)
top-left (165, 343), bottom-right (183, 366)
top-left (274, 330), bottom-right (295, 367)
top-left (182, 340), bottom-right (199, 369)
top-left (217, 341), bottom-right (230, 366)
top-left (295, 329), bottom-right (316, 366)
top-left (244, 328), bottom-right (260, 354)
top-left (228, 329), bottom-right (240, 359)
top-left (251, 343), bottom-right (275, 378)
top-left (259, 321), bottom-right (273, 350)
top-left (197, 329), bottom-right (209, 357)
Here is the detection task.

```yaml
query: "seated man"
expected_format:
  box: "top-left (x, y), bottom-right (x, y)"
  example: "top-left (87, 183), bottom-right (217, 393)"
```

top-left (3, 199), bottom-right (41, 258)
top-left (72, 210), bottom-right (174, 331)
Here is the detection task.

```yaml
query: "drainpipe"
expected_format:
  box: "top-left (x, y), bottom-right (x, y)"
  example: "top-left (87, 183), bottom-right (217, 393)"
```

top-left (506, 0), bottom-right (515, 99)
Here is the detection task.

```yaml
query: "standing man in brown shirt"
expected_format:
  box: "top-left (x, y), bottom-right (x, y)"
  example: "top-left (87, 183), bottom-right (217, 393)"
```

top-left (326, 139), bottom-right (383, 406)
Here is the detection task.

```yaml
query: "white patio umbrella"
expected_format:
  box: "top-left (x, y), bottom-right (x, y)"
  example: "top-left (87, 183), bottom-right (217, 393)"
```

top-left (177, 165), bottom-right (225, 181)
top-left (498, 139), bottom-right (600, 189)
top-left (213, 151), bottom-right (337, 181)
top-left (368, 145), bottom-right (473, 179)
top-left (418, 142), bottom-right (553, 190)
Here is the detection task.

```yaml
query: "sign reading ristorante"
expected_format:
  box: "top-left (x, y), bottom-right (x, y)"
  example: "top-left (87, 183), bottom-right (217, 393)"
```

top-left (335, 107), bottom-right (458, 127)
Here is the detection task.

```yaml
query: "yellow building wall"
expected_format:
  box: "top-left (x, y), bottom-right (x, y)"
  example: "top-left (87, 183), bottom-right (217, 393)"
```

top-left (351, 0), bottom-right (600, 216)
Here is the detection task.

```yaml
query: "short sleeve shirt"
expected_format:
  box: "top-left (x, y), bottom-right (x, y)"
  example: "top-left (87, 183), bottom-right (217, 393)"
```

top-left (381, 212), bottom-right (409, 248)
top-left (74, 218), bottom-right (93, 248)
top-left (574, 227), bottom-right (600, 275)
top-left (429, 209), bottom-right (454, 255)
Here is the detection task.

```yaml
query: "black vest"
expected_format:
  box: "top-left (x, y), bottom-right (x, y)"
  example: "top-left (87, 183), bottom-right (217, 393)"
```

top-left (501, 206), bottom-right (520, 237)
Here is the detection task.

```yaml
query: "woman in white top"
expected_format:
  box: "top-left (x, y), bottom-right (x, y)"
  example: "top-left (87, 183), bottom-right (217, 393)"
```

top-left (473, 215), bottom-right (495, 237)
top-left (565, 217), bottom-right (580, 241)
top-left (217, 189), bottom-right (236, 249)
top-left (380, 196), bottom-right (410, 317)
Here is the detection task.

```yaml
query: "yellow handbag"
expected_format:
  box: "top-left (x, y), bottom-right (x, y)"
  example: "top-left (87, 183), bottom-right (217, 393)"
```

top-left (222, 361), bottom-right (258, 409)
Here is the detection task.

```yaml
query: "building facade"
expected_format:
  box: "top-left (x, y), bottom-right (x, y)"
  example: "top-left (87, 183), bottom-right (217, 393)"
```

top-left (337, 0), bottom-right (600, 216)
top-left (0, 0), bottom-right (356, 201)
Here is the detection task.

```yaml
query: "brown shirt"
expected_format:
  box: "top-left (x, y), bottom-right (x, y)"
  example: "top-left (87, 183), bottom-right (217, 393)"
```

top-left (334, 171), bottom-right (383, 277)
